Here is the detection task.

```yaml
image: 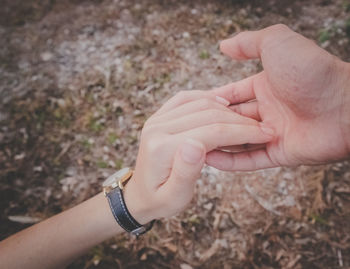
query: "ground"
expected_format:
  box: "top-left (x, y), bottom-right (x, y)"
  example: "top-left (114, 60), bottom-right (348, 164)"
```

top-left (1, 0), bottom-right (350, 268)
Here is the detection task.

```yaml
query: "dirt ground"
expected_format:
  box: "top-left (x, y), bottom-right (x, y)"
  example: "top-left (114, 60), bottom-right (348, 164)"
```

top-left (1, 0), bottom-right (350, 268)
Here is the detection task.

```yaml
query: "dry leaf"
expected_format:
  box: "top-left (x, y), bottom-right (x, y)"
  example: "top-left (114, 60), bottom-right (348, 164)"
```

top-left (8, 215), bottom-right (42, 224)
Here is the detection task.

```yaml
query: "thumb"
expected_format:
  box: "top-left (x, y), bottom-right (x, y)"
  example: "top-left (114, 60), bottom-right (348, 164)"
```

top-left (220, 30), bottom-right (263, 60)
top-left (162, 138), bottom-right (205, 196)
top-left (220, 24), bottom-right (292, 61)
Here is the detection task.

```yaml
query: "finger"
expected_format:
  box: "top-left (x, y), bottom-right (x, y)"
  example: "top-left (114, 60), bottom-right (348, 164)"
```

top-left (157, 139), bottom-right (205, 210)
top-left (154, 90), bottom-right (230, 116)
top-left (212, 73), bottom-right (262, 104)
top-left (205, 149), bottom-right (276, 171)
top-left (229, 101), bottom-right (261, 121)
top-left (220, 24), bottom-right (293, 60)
top-left (218, 143), bottom-right (265, 153)
top-left (220, 30), bottom-right (263, 60)
top-left (174, 123), bottom-right (275, 152)
top-left (149, 97), bottom-right (232, 125)
top-left (159, 109), bottom-right (259, 134)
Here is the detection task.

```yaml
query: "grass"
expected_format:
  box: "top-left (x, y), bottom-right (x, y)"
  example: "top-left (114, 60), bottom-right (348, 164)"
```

top-left (199, 49), bottom-right (210, 59)
top-left (114, 159), bottom-right (123, 170)
top-left (318, 29), bottom-right (331, 43)
top-left (53, 108), bottom-right (72, 128)
top-left (88, 118), bottom-right (104, 133)
top-left (155, 72), bottom-right (171, 85)
top-left (96, 160), bottom-right (108, 169)
top-left (80, 138), bottom-right (93, 150)
top-left (310, 213), bottom-right (329, 226)
top-left (343, 0), bottom-right (350, 12)
top-left (345, 18), bottom-right (350, 38)
top-left (107, 133), bottom-right (119, 145)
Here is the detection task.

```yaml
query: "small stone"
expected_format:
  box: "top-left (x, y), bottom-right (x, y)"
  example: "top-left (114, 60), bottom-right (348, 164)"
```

top-left (152, 29), bottom-right (160, 36)
top-left (203, 202), bottom-right (213, 211)
top-left (41, 52), bottom-right (53, 61)
top-left (57, 99), bottom-right (66, 108)
top-left (33, 166), bottom-right (43, 172)
top-left (182, 32), bottom-right (190, 38)
top-left (14, 153), bottom-right (25, 160)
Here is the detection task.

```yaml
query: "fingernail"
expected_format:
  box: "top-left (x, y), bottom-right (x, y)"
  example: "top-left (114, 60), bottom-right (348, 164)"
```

top-left (260, 123), bottom-right (275, 136)
top-left (181, 139), bottom-right (204, 164)
top-left (215, 96), bottom-right (230, 106)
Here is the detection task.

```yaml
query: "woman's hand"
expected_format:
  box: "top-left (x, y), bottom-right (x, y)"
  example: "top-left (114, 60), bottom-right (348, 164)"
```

top-left (123, 90), bottom-right (275, 224)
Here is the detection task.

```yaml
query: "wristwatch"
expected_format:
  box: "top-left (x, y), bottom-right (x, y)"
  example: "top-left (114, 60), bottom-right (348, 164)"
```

top-left (102, 167), bottom-right (154, 236)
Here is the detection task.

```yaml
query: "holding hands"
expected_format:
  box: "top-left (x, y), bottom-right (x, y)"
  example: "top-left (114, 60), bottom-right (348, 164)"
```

top-left (3, 24), bottom-right (350, 269)
top-left (127, 24), bottom-right (350, 223)
top-left (125, 91), bottom-right (274, 224)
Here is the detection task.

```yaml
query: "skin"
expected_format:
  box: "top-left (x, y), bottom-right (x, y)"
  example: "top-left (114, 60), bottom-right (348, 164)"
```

top-left (0, 92), bottom-right (273, 269)
top-left (206, 24), bottom-right (350, 171)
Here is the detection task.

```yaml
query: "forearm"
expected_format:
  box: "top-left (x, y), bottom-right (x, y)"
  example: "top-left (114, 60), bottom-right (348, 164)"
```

top-left (0, 193), bottom-right (122, 269)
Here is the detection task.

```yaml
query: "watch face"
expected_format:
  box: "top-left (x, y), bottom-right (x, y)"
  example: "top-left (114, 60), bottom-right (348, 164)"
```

top-left (103, 167), bottom-right (130, 187)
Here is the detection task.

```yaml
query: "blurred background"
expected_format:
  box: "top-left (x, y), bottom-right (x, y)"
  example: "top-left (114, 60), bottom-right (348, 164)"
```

top-left (0, 0), bottom-right (350, 268)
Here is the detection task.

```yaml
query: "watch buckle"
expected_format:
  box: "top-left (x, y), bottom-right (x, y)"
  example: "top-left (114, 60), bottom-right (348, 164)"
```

top-left (130, 226), bottom-right (146, 236)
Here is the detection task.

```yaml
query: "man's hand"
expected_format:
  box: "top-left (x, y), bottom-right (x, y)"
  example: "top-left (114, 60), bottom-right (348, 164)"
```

top-left (206, 24), bottom-right (350, 171)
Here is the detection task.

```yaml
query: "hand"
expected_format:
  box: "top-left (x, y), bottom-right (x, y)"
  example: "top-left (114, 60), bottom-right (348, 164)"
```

top-left (123, 90), bottom-right (274, 224)
top-left (206, 24), bottom-right (350, 171)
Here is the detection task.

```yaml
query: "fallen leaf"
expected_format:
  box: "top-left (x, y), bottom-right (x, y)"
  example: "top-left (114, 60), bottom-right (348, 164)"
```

top-left (8, 215), bottom-right (42, 224)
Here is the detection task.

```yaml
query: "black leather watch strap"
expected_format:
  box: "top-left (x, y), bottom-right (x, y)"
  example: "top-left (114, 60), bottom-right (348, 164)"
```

top-left (106, 187), bottom-right (154, 236)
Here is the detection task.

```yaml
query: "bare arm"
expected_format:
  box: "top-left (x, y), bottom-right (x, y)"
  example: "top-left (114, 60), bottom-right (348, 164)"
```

top-left (0, 193), bottom-right (122, 269)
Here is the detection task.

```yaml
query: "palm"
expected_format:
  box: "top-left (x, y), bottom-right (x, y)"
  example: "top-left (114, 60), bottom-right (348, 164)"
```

top-left (255, 31), bottom-right (347, 165)
top-left (255, 68), bottom-right (343, 166)
top-left (208, 25), bottom-right (349, 170)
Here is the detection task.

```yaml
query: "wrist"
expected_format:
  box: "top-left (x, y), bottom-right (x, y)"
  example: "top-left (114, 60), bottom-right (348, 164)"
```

top-left (339, 61), bottom-right (350, 157)
top-left (93, 193), bottom-right (124, 235)
top-left (122, 175), bottom-right (154, 225)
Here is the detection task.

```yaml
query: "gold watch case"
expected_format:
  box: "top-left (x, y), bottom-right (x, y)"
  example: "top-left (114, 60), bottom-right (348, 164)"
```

top-left (102, 167), bottom-right (133, 196)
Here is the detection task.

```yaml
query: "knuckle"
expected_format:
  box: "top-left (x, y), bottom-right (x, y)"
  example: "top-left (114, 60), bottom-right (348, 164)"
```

top-left (142, 120), bottom-right (163, 136)
top-left (144, 138), bottom-right (159, 154)
top-left (271, 23), bottom-right (290, 32)
top-left (141, 122), bottom-right (153, 135)
top-left (143, 136), bottom-right (166, 155)
top-left (143, 117), bottom-right (153, 128)
top-left (140, 128), bottom-right (150, 142)
top-left (141, 125), bottom-right (159, 142)
top-left (262, 24), bottom-right (292, 54)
